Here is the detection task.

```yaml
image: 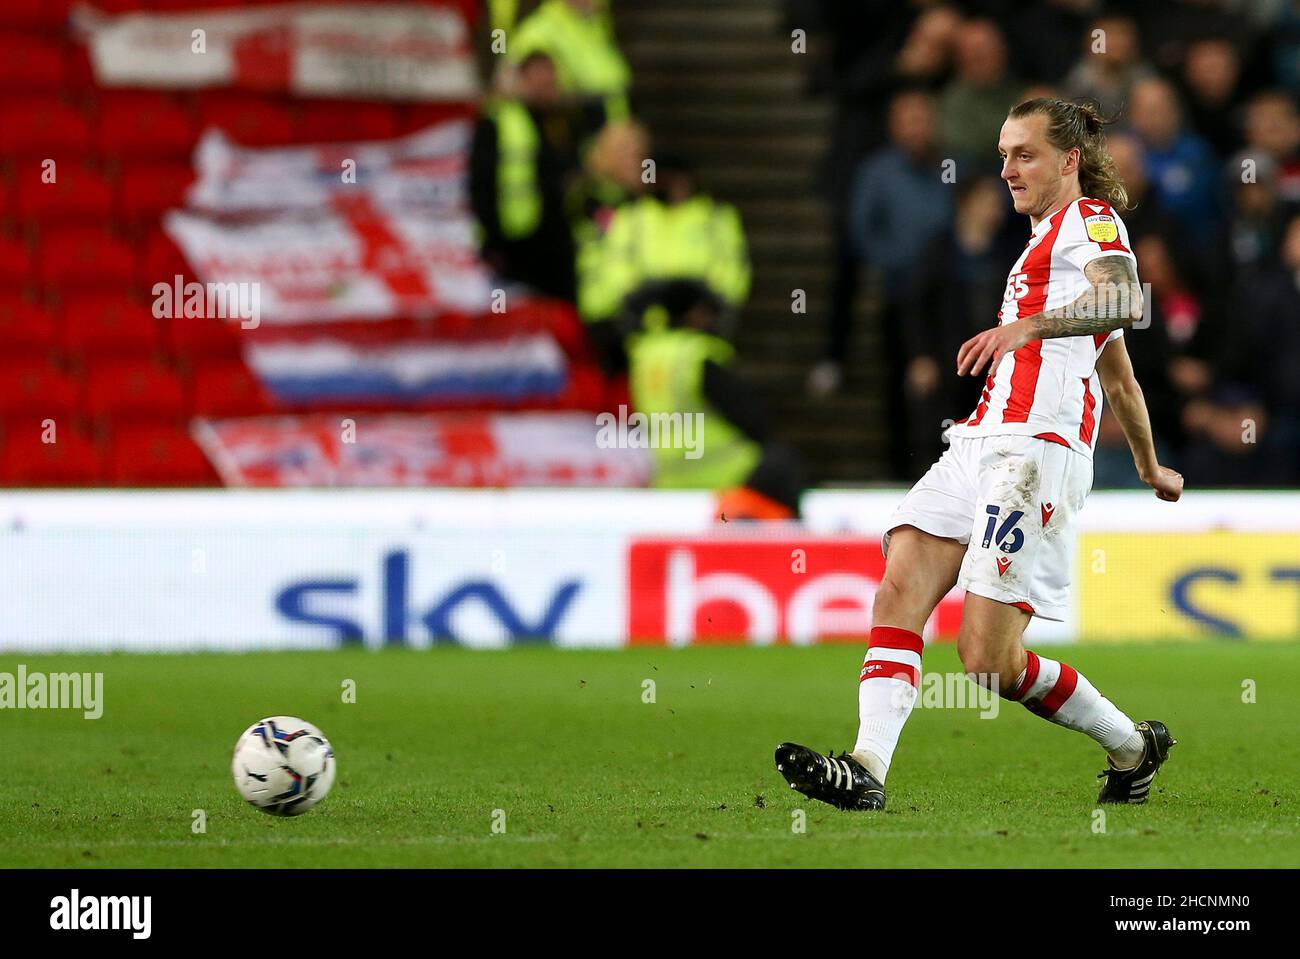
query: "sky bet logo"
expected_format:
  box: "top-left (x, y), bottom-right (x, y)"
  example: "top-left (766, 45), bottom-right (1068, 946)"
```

top-left (275, 550), bottom-right (580, 646)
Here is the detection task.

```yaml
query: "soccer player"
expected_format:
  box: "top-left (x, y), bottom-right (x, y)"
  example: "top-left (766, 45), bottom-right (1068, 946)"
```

top-left (776, 98), bottom-right (1184, 810)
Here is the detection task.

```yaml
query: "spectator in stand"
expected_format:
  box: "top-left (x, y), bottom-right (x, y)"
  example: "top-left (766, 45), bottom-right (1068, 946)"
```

top-left (505, 0), bottom-right (632, 122)
top-left (805, 2), bottom-right (959, 399)
top-left (1222, 149), bottom-right (1295, 278)
top-left (905, 175), bottom-right (1020, 473)
top-left (470, 51), bottom-right (582, 302)
top-left (572, 118), bottom-right (651, 372)
top-left (1181, 211), bottom-right (1300, 486)
top-left (579, 153), bottom-right (750, 371)
top-left (1242, 90), bottom-right (1300, 203)
top-left (627, 289), bottom-right (807, 520)
top-left (1062, 12), bottom-right (1156, 121)
top-left (1128, 77), bottom-right (1221, 243)
top-left (935, 18), bottom-right (1025, 168)
top-left (812, 88), bottom-right (951, 477)
top-left (1180, 38), bottom-right (1247, 158)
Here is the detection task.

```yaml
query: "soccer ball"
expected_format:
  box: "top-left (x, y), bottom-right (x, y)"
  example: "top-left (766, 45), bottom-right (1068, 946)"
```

top-left (231, 716), bottom-right (336, 816)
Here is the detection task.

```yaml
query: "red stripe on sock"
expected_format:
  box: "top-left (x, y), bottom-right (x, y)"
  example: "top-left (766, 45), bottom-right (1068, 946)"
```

top-left (859, 659), bottom-right (920, 686)
top-left (867, 625), bottom-right (923, 655)
top-left (1037, 662), bottom-right (1079, 717)
top-left (1010, 650), bottom-right (1040, 701)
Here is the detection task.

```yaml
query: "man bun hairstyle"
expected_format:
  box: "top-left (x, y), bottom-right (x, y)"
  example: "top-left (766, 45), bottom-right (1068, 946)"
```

top-left (1008, 97), bottom-right (1130, 211)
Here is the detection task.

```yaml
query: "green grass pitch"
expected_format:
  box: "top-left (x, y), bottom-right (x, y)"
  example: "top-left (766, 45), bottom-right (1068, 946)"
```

top-left (1, 642), bottom-right (1297, 868)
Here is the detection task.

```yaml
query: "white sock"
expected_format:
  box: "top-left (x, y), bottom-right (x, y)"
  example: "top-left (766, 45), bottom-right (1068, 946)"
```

top-left (1008, 650), bottom-right (1141, 766)
top-left (852, 625), bottom-right (924, 784)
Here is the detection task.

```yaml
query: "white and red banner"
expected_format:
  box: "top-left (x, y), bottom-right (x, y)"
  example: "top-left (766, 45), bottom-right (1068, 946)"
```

top-left (164, 121), bottom-right (494, 324)
top-left (192, 412), bottom-right (653, 488)
top-left (185, 124), bottom-right (472, 215)
top-left (77, 2), bottom-right (479, 101)
top-left (165, 202), bottom-right (493, 323)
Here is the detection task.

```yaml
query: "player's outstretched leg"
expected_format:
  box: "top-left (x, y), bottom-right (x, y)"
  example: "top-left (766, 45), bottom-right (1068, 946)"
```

top-left (774, 527), bottom-right (964, 811)
top-left (961, 594), bottom-right (1177, 804)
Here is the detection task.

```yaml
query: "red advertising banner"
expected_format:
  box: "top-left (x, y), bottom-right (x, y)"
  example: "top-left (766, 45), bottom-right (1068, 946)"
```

top-left (627, 537), bottom-right (964, 645)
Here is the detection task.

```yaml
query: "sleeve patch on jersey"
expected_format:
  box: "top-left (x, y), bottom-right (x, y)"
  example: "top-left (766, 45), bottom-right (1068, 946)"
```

top-left (1084, 214), bottom-right (1118, 243)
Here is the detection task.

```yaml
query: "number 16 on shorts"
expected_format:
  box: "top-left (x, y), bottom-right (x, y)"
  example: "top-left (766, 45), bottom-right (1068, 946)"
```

top-left (982, 505), bottom-right (1025, 553)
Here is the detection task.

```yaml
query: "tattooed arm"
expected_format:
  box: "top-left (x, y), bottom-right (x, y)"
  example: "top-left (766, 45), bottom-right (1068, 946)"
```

top-left (1026, 254), bottom-right (1144, 339)
top-left (956, 255), bottom-right (1143, 376)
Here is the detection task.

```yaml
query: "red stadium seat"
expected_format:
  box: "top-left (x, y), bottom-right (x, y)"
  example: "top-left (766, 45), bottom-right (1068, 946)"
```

top-left (0, 296), bottom-right (60, 357)
top-left (15, 164), bottom-right (114, 222)
top-left (84, 358), bottom-right (188, 420)
top-left (192, 359), bottom-right (271, 416)
top-left (0, 360), bottom-right (81, 418)
top-left (62, 293), bottom-right (162, 356)
top-left (118, 162), bottom-right (194, 223)
top-left (38, 227), bottom-right (138, 289)
top-left (0, 0), bottom-right (76, 30)
top-left (96, 91), bottom-right (198, 158)
top-left (167, 312), bottom-right (245, 360)
top-left (106, 422), bottom-right (219, 486)
top-left (0, 426), bottom-right (103, 486)
top-left (0, 33), bottom-right (67, 90)
top-left (199, 95), bottom-right (295, 146)
top-left (0, 98), bottom-right (92, 156)
top-left (0, 233), bottom-right (36, 286)
top-left (141, 229), bottom-right (189, 281)
top-left (298, 101), bottom-right (400, 143)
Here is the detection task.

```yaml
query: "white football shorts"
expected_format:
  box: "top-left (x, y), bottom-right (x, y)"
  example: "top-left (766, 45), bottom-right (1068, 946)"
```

top-left (882, 434), bottom-right (1093, 621)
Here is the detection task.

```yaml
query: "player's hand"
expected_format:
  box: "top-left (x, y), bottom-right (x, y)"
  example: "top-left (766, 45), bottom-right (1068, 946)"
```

top-left (956, 321), bottom-right (1032, 377)
top-left (1141, 465), bottom-right (1184, 502)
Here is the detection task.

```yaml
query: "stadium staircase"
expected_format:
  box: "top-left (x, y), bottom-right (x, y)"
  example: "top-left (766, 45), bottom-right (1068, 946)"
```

top-left (615, 0), bottom-right (888, 484)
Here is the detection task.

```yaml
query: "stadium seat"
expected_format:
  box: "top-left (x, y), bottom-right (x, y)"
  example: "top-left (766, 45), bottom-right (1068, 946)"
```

top-left (0, 0), bottom-right (76, 30)
top-left (15, 164), bottom-right (114, 221)
top-left (191, 359), bottom-right (271, 416)
top-left (0, 98), bottom-right (92, 156)
top-left (0, 426), bottom-right (103, 486)
top-left (37, 227), bottom-right (139, 289)
top-left (298, 101), bottom-right (400, 143)
top-left (141, 228), bottom-right (189, 281)
top-left (0, 359), bottom-right (82, 418)
top-left (96, 91), bottom-right (198, 158)
top-left (84, 358), bottom-right (188, 420)
top-left (105, 422), bottom-right (219, 486)
top-left (199, 95), bottom-right (295, 146)
top-left (0, 233), bottom-right (35, 286)
top-left (167, 312), bottom-right (245, 360)
top-left (118, 162), bottom-right (194, 223)
top-left (0, 33), bottom-right (67, 90)
top-left (0, 296), bottom-right (60, 357)
top-left (62, 293), bottom-right (162, 356)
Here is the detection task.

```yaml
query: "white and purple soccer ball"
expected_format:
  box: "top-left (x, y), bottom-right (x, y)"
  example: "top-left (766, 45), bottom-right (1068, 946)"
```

top-left (231, 716), bottom-right (336, 816)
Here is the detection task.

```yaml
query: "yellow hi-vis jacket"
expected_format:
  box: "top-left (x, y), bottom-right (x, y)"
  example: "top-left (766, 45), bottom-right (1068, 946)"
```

top-left (580, 194), bottom-right (751, 323)
top-left (627, 327), bottom-right (762, 490)
top-left (484, 98), bottom-right (542, 241)
top-left (509, 0), bottom-right (631, 119)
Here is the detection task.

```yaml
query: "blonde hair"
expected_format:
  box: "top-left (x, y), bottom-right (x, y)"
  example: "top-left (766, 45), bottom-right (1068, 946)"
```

top-left (1008, 97), bottom-right (1130, 211)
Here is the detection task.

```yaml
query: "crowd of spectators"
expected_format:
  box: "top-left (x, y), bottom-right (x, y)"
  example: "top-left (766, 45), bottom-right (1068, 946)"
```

top-left (798, 0), bottom-right (1300, 487)
top-left (473, 0), bottom-right (805, 516)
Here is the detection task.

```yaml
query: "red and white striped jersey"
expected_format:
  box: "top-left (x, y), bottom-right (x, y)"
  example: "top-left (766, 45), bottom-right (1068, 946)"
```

top-left (948, 196), bottom-right (1137, 457)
